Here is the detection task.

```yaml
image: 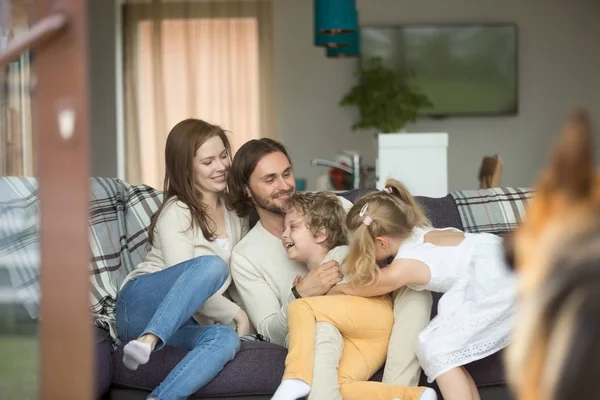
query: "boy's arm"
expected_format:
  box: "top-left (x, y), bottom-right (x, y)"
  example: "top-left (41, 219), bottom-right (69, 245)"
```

top-left (230, 252), bottom-right (294, 346)
top-left (332, 258), bottom-right (430, 297)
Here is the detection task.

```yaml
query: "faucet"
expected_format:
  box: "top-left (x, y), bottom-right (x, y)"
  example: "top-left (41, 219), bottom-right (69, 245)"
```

top-left (311, 152), bottom-right (361, 190)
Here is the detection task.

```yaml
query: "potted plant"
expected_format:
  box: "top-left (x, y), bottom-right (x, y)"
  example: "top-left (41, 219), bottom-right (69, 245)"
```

top-left (339, 56), bottom-right (433, 133)
top-left (340, 57), bottom-right (449, 196)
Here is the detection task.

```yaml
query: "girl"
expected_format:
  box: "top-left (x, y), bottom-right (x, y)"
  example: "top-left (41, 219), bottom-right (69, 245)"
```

top-left (116, 119), bottom-right (250, 400)
top-left (272, 191), bottom-right (435, 400)
top-left (331, 179), bottom-right (517, 400)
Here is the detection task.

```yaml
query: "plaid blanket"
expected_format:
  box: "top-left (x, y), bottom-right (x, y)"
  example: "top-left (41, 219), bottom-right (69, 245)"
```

top-left (88, 178), bottom-right (162, 335)
top-left (0, 177), bottom-right (162, 337)
top-left (451, 187), bottom-right (534, 235)
top-left (0, 178), bottom-right (41, 316)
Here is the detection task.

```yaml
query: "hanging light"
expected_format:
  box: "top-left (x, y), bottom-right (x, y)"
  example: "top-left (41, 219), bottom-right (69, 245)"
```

top-left (326, 31), bottom-right (360, 58)
top-left (314, 0), bottom-right (358, 34)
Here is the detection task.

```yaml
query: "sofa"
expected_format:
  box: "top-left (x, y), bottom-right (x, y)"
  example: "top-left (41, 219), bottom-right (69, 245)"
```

top-left (0, 177), bottom-right (532, 399)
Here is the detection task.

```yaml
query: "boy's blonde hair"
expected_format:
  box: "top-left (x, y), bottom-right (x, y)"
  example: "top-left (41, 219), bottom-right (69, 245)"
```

top-left (344, 178), bottom-right (431, 285)
top-left (286, 191), bottom-right (348, 249)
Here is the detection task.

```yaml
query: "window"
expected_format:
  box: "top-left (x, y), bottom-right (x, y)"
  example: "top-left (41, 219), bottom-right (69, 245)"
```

top-left (0, 5), bottom-right (34, 177)
top-left (124, 2), bottom-right (274, 189)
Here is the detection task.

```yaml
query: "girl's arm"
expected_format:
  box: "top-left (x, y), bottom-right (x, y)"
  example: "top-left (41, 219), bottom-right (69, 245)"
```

top-left (331, 258), bottom-right (430, 297)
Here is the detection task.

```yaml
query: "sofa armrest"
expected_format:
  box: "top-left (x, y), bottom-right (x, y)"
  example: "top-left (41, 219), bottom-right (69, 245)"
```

top-left (95, 326), bottom-right (114, 398)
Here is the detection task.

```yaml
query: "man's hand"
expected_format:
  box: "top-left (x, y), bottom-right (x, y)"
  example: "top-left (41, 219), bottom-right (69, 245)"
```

top-left (295, 260), bottom-right (343, 298)
top-left (293, 274), bottom-right (301, 287)
top-left (234, 309), bottom-right (251, 337)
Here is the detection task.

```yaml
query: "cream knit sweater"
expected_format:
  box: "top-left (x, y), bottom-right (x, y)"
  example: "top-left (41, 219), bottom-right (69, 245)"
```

top-left (121, 197), bottom-right (248, 326)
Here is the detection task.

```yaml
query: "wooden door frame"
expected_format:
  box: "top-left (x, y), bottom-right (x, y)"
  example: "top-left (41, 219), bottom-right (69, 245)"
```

top-left (0, 0), bottom-right (93, 398)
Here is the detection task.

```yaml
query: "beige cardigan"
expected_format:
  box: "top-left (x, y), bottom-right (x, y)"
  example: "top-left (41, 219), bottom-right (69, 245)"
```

top-left (122, 197), bottom-right (248, 325)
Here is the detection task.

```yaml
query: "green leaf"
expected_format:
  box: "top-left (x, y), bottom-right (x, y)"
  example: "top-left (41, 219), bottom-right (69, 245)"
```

top-left (339, 57), bottom-right (433, 133)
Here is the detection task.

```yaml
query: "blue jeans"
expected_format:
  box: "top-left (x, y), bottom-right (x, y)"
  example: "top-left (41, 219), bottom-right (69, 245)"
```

top-left (116, 255), bottom-right (241, 400)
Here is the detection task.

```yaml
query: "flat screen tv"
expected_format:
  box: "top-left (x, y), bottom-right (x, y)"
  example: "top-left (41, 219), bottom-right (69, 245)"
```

top-left (360, 24), bottom-right (518, 117)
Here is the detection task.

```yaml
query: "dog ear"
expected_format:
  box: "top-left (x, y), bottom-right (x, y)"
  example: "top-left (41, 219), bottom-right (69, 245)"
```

top-left (539, 109), bottom-right (594, 201)
top-left (511, 109), bottom-right (594, 291)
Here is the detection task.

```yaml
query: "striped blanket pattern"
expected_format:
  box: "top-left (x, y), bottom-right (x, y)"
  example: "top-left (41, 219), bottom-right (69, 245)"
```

top-left (451, 187), bottom-right (533, 235)
top-left (0, 177), bottom-right (162, 335)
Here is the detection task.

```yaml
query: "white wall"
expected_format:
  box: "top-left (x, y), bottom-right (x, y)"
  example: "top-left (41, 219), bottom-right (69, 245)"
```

top-left (273, 0), bottom-right (600, 192)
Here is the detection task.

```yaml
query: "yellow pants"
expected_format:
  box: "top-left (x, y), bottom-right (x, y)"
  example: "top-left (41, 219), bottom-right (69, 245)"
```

top-left (285, 295), bottom-right (426, 400)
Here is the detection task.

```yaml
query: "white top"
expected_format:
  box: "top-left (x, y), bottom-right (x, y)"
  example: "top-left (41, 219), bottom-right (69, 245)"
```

top-left (395, 226), bottom-right (465, 292)
top-left (323, 245), bottom-right (349, 267)
top-left (230, 196), bottom-right (353, 346)
top-left (122, 197), bottom-right (249, 325)
top-left (215, 237), bottom-right (230, 251)
top-left (393, 226), bottom-right (516, 382)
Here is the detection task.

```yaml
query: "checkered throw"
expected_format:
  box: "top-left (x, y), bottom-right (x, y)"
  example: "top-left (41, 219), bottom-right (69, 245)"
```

top-left (0, 177), bottom-right (162, 336)
top-left (451, 187), bottom-right (534, 236)
top-left (0, 177), bottom-right (40, 316)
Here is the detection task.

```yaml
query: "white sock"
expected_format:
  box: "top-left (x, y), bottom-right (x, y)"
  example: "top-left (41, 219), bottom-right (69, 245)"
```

top-left (419, 388), bottom-right (438, 400)
top-left (392, 388), bottom-right (437, 400)
top-left (122, 340), bottom-right (152, 371)
top-left (271, 378), bottom-right (311, 400)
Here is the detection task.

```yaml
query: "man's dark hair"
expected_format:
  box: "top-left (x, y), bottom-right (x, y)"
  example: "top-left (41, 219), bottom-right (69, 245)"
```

top-left (227, 138), bottom-right (292, 218)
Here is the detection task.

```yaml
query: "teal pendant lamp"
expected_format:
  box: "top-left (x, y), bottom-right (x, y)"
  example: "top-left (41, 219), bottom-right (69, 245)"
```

top-left (326, 31), bottom-right (360, 57)
top-left (314, 0), bottom-right (358, 34)
top-left (314, 32), bottom-right (352, 48)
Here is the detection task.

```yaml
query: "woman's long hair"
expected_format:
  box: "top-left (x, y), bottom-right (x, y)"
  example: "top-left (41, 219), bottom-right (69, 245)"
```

top-left (344, 178), bottom-right (430, 285)
top-left (148, 119), bottom-right (232, 244)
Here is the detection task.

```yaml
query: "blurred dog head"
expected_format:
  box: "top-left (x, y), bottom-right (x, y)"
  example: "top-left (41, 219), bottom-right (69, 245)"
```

top-left (505, 109), bottom-right (600, 400)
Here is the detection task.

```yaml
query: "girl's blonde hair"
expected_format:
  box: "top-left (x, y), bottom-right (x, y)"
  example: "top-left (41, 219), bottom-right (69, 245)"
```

top-left (344, 178), bottom-right (431, 285)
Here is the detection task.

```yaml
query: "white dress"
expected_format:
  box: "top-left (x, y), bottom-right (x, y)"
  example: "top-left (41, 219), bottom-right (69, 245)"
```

top-left (395, 226), bottom-right (517, 382)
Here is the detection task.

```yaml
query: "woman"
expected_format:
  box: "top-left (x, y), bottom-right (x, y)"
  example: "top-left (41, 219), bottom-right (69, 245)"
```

top-left (116, 119), bottom-right (250, 400)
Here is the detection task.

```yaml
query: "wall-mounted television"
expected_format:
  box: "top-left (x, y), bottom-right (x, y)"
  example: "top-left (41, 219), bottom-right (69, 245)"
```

top-left (360, 24), bottom-right (518, 117)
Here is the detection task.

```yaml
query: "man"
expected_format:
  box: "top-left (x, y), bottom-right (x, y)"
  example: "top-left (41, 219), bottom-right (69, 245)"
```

top-left (228, 139), bottom-right (432, 399)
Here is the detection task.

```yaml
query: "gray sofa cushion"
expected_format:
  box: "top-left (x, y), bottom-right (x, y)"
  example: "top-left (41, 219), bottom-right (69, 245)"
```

top-left (416, 194), bottom-right (463, 230)
top-left (112, 340), bottom-right (286, 397)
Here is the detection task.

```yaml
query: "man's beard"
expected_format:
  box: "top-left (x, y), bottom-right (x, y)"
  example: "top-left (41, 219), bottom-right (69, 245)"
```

top-left (250, 188), bottom-right (295, 215)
